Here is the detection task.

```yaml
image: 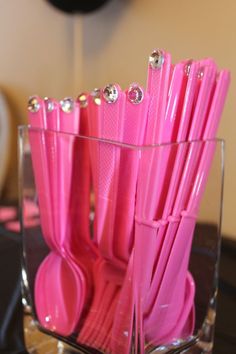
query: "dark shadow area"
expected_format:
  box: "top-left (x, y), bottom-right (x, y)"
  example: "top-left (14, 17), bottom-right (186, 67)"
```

top-left (0, 224), bottom-right (27, 353)
top-left (0, 217), bottom-right (235, 352)
top-left (213, 238), bottom-right (236, 354)
top-left (82, 0), bottom-right (132, 56)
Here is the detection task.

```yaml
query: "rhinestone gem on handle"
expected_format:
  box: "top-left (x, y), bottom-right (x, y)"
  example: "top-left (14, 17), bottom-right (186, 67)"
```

top-left (149, 49), bottom-right (165, 69)
top-left (77, 93), bottom-right (88, 108)
top-left (28, 96), bottom-right (40, 113)
top-left (44, 97), bottom-right (55, 112)
top-left (60, 97), bottom-right (74, 113)
top-left (91, 88), bottom-right (101, 105)
top-left (127, 84), bottom-right (144, 104)
top-left (102, 84), bottom-right (119, 103)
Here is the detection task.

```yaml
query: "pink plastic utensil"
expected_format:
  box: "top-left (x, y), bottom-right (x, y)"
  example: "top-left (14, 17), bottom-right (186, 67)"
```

top-left (85, 84), bottom-right (126, 346)
top-left (74, 93), bottom-right (93, 246)
top-left (133, 59), bottom-right (217, 347)
top-left (43, 98), bottom-right (61, 251)
top-left (77, 91), bottom-right (104, 346)
top-left (134, 58), bottom-right (185, 311)
top-left (86, 84), bottom-right (126, 264)
top-left (86, 89), bottom-right (100, 237)
top-left (132, 49), bottom-right (172, 316)
top-left (144, 59), bottom-right (188, 244)
top-left (110, 253), bottom-right (135, 354)
top-left (78, 85), bottom-right (127, 348)
top-left (146, 61), bottom-right (218, 313)
top-left (100, 84), bottom-right (149, 352)
top-left (145, 60), bottom-right (199, 267)
top-left (30, 97), bottom-right (90, 336)
top-left (138, 49), bottom-right (171, 220)
top-left (114, 84), bottom-right (149, 262)
top-left (109, 50), bottom-right (173, 354)
top-left (28, 96), bottom-right (55, 250)
top-left (51, 96), bottom-right (95, 298)
top-left (96, 84), bottom-right (126, 264)
top-left (110, 50), bottom-right (173, 354)
top-left (56, 98), bottom-right (80, 249)
top-left (35, 251), bottom-right (86, 335)
top-left (144, 212), bottom-right (196, 343)
top-left (171, 61), bottom-right (217, 216)
top-left (144, 68), bottom-right (230, 344)
top-left (155, 272), bottom-right (195, 345)
top-left (87, 84), bottom-right (150, 350)
top-left (145, 49), bottom-right (171, 145)
top-left (158, 60), bottom-right (200, 222)
top-left (187, 69), bottom-right (231, 215)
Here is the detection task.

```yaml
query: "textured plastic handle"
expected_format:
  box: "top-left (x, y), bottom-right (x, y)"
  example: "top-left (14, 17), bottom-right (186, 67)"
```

top-left (43, 100), bottom-right (61, 251)
top-left (145, 63), bottom-right (184, 220)
top-left (96, 85), bottom-right (126, 264)
top-left (145, 50), bottom-right (172, 144)
top-left (172, 63), bottom-right (217, 216)
top-left (187, 70), bottom-right (230, 213)
top-left (145, 60), bottom-right (218, 324)
top-left (114, 87), bottom-right (149, 262)
top-left (161, 61), bottom-right (199, 220)
top-left (56, 101), bottom-right (80, 248)
top-left (28, 98), bottom-right (55, 250)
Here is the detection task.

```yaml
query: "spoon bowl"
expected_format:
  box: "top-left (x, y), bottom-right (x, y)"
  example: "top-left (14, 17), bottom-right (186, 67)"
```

top-left (35, 251), bottom-right (86, 336)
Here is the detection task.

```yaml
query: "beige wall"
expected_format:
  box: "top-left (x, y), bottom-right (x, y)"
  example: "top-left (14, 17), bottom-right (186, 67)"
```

top-left (0, 0), bottom-right (80, 198)
top-left (0, 0), bottom-right (235, 238)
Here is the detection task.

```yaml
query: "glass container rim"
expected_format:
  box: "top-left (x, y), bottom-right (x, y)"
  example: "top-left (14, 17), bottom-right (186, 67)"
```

top-left (18, 125), bottom-right (225, 151)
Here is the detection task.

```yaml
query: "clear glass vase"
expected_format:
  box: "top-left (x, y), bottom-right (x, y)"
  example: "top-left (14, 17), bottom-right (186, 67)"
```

top-left (18, 125), bottom-right (224, 354)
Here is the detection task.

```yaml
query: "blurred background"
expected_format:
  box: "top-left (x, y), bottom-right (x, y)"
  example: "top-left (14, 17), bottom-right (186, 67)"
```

top-left (0, 0), bottom-right (235, 240)
top-left (0, 1), bottom-right (235, 353)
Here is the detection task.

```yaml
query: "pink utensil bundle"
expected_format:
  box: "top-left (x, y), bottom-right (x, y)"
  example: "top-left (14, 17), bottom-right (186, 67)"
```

top-left (26, 49), bottom-right (230, 353)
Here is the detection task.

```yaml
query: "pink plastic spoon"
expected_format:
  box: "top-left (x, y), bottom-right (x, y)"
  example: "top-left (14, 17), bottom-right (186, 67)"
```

top-left (30, 97), bottom-right (89, 336)
top-left (78, 85), bottom-right (127, 348)
top-left (28, 97), bottom-right (55, 250)
top-left (35, 251), bottom-right (85, 335)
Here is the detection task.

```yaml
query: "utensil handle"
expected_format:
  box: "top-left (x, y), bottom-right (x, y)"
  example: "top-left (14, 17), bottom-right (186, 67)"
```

top-left (141, 63), bottom-right (184, 220)
top-left (114, 87), bottom-right (149, 261)
top-left (172, 63), bottom-right (217, 215)
top-left (187, 70), bottom-right (230, 212)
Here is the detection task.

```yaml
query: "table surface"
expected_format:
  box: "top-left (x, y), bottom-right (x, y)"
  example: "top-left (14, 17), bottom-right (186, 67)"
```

top-left (0, 220), bottom-right (236, 353)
